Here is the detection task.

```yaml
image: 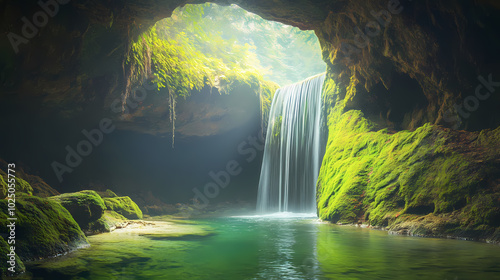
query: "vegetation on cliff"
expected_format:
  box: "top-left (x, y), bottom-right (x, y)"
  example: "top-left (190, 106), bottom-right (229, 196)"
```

top-left (317, 76), bottom-right (500, 241)
top-left (124, 6), bottom-right (274, 144)
top-left (123, 3), bottom-right (326, 143)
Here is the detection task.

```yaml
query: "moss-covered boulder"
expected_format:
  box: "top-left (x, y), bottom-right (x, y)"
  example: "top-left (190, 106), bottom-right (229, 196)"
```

top-left (104, 196), bottom-right (143, 219)
top-left (0, 196), bottom-right (88, 261)
top-left (87, 216), bottom-right (111, 234)
top-left (97, 210), bottom-right (128, 231)
top-left (0, 236), bottom-right (25, 277)
top-left (50, 190), bottom-right (107, 232)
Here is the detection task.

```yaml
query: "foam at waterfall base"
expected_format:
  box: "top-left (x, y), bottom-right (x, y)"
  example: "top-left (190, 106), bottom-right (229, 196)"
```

top-left (231, 212), bottom-right (317, 219)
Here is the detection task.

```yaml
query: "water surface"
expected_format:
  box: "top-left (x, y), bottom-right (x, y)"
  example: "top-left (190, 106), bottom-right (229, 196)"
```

top-left (25, 214), bottom-right (500, 279)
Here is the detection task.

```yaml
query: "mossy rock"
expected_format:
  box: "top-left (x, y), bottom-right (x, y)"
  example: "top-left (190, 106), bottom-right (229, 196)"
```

top-left (0, 196), bottom-right (88, 261)
top-left (97, 210), bottom-right (128, 230)
top-left (317, 77), bottom-right (500, 239)
top-left (0, 169), bottom-right (33, 199)
top-left (23, 174), bottom-right (60, 198)
top-left (104, 196), bottom-right (143, 219)
top-left (80, 210), bottom-right (129, 235)
top-left (96, 189), bottom-right (118, 198)
top-left (50, 190), bottom-right (106, 231)
top-left (87, 216), bottom-right (111, 235)
top-left (0, 236), bottom-right (25, 277)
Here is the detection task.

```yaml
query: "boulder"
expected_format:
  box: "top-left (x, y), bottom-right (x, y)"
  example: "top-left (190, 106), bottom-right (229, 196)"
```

top-left (103, 196), bottom-right (143, 219)
top-left (0, 196), bottom-right (88, 261)
top-left (50, 190), bottom-right (107, 233)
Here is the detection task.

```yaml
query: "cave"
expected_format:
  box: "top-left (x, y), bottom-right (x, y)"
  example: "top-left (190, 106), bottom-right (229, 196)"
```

top-left (1, 0), bottom-right (500, 279)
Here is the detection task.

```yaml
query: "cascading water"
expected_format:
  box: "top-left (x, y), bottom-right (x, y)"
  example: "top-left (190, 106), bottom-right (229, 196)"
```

top-left (257, 73), bottom-right (326, 213)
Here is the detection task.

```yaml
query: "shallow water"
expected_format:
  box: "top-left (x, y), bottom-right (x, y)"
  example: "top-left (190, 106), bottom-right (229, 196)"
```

top-left (24, 214), bottom-right (500, 279)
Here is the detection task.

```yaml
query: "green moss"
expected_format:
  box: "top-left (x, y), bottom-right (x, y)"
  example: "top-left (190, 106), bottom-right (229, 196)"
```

top-left (259, 80), bottom-right (279, 130)
top-left (104, 209), bottom-right (127, 220)
top-left (96, 189), bottom-right (118, 198)
top-left (87, 209), bottom-right (135, 235)
top-left (317, 76), bottom-right (500, 234)
top-left (0, 236), bottom-right (25, 276)
top-left (125, 19), bottom-right (279, 145)
top-left (50, 190), bottom-right (106, 231)
top-left (271, 116), bottom-right (283, 144)
top-left (0, 169), bottom-right (33, 199)
top-left (87, 216), bottom-right (111, 235)
top-left (104, 196), bottom-right (143, 219)
top-left (0, 196), bottom-right (88, 261)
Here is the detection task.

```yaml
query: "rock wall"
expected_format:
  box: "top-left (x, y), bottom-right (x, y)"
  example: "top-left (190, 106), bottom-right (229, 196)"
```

top-left (2, 0), bottom-right (499, 131)
top-left (317, 77), bottom-right (500, 241)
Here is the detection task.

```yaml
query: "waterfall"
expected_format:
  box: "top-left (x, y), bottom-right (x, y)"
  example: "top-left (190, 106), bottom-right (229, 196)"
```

top-left (257, 73), bottom-right (326, 213)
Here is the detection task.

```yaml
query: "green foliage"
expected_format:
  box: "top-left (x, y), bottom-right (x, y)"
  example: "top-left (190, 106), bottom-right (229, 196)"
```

top-left (161, 4), bottom-right (325, 86)
top-left (270, 116), bottom-right (283, 145)
top-left (259, 80), bottom-right (279, 128)
top-left (317, 77), bottom-right (500, 232)
top-left (104, 196), bottom-right (143, 219)
top-left (124, 3), bottom-right (320, 145)
top-left (0, 196), bottom-right (88, 261)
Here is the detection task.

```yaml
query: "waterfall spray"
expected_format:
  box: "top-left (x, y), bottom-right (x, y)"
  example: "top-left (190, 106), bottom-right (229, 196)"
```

top-left (257, 73), bottom-right (326, 213)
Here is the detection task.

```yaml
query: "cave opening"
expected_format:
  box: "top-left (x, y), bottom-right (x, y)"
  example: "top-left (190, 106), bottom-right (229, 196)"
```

top-left (103, 3), bottom-right (328, 208)
top-left (0, 3), bottom-right (327, 208)
top-left (119, 3), bottom-right (327, 207)
top-left (2, 1), bottom-right (500, 279)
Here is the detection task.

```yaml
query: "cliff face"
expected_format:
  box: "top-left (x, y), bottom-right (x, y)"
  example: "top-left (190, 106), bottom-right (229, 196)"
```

top-left (313, 0), bottom-right (500, 240)
top-left (1, 0), bottom-right (499, 238)
top-left (317, 78), bottom-right (500, 241)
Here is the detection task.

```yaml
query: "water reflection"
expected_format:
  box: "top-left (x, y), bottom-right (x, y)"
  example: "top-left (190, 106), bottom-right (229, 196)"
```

top-left (229, 214), bottom-right (321, 279)
top-left (21, 216), bottom-right (500, 279)
top-left (315, 222), bottom-right (500, 279)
